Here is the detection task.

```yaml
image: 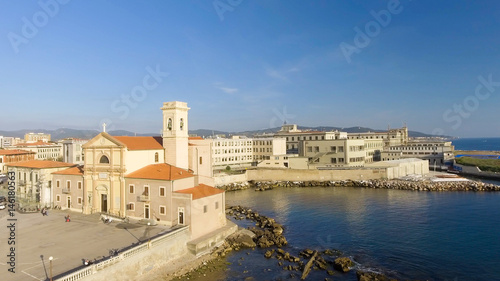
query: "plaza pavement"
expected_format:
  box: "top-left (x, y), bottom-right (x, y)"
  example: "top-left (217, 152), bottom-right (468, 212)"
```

top-left (0, 208), bottom-right (171, 281)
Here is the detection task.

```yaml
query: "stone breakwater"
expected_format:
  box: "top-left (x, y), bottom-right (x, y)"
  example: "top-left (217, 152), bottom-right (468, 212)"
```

top-left (219, 205), bottom-right (394, 280)
top-left (218, 179), bottom-right (500, 192)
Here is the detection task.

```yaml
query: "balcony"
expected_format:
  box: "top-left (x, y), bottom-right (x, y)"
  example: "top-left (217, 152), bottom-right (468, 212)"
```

top-left (137, 195), bottom-right (150, 202)
top-left (62, 188), bottom-right (71, 194)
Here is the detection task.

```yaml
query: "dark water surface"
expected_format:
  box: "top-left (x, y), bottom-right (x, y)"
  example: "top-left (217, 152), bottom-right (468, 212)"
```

top-left (222, 187), bottom-right (500, 281)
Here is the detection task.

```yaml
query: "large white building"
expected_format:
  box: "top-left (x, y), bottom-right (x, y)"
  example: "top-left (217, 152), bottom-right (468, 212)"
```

top-left (382, 140), bottom-right (455, 167)
top-left (61, 138), bottom-right (88, 165)
top-left (211, 136), bottom-right (286, 171)
top-left (9, 141), bottom-right (63, 161)
top-left (25, 132), bottom-right (51, 142)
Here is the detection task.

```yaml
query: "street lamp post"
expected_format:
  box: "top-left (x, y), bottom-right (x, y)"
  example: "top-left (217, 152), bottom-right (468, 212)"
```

top-left (49, 256), bottom-right (53, 281)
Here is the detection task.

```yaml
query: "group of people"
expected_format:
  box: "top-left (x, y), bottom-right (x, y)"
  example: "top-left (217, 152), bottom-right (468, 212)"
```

top-left (41, 207), bottom-right (71, 222)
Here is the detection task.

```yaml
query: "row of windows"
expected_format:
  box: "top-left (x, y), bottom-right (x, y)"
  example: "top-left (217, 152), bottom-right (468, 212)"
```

top-left (349, 146), bottom-right (364, 152)
top-left (56, 180), bottom-right (83, 189)
top-left (214, 148), bottom-right (251, 154)
top-left (349, 157), bottom-right (364, 162)
top-left (214, 156), bottom-right (253, 163)
top-left (330, 158), bottom-right (345, 164)
top-left (99, 153), bottom-right (160, 164)
top-left (214, 141), bottom-right (252, 147)
top-left (129, 185), bottom-right (166, 196)
top-left (287, 135), bottom-right (324, 141)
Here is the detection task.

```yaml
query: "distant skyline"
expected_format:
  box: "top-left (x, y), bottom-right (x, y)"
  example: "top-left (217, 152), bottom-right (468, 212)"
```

top-left (1, 1), bottom-right (500, 137)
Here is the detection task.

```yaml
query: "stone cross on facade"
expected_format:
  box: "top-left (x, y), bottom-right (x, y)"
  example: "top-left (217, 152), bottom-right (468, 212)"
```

top-left (102, 122), bottom-right (107, 133)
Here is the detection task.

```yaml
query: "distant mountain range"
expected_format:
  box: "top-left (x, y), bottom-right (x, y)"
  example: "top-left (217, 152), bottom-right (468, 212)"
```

top-left (0, 126), bottom-right (451, 141)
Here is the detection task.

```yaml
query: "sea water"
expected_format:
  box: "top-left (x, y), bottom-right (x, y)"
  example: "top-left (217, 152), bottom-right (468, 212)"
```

top-left (222, 186), bottom-right (500, 281)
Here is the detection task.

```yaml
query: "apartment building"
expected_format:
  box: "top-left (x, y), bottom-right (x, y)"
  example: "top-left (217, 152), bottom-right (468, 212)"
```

top-left (61, 138), bottom-right (88, 165)
top-left (211, 136), bottom-right (286, 171)
top-left (274, 124), bottom-right (347, 153)
top-left (25, 132), bottom-right (51, 142)
top-left (10, 141), bottom-right (63, 161)
top-left (0, 149), bottom-right (36, 173)
top-left (383, 140), bottom-right (454, 166)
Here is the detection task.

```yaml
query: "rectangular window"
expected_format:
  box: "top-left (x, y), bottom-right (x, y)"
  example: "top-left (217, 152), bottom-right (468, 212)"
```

top-left (129, 185), bottom-right (134, 193)
top-left (56, 195), bottom-right (60, 202)
top-left (159, 186), bottom-right (166, 197)
top-left (57, 180), bottom-right (60, 188)
top-left (144, 186), bottom-right (149, 196)
top-left (159, 206), bottom-right (166, 215)
top-left (199, 157), bottom-right (203, 165)
top-left (307, 146), bottom-right (312, 152)
top-left (128, 203), bottom-right (135, 211)
top-left (78, 182), bottom-right (82, 189)
top-left (203, 205), bottom-right (208, 213)
top-left (67, 181), bottom-right (71, 189)
top-left (77, 197), bottom-right (82, 205)
top-left (215, 201), bottom-right (219, 209)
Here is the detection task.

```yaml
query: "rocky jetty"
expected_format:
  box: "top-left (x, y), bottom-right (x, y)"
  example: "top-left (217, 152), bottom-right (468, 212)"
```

top-left (226, 205), bottom-right (287, 248)
top-left (216, 182), bottom-right (250, 191)
top-left (249, 179), bottom-right (500, 192)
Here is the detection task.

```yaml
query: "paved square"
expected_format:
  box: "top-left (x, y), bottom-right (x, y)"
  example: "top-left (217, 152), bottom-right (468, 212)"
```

top-left (0, 209), bottom-right (171, 281)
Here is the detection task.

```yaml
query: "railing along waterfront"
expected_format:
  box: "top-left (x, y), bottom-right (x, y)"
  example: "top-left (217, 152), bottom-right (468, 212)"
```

top-left (55, 225), bottom-right (189, 281)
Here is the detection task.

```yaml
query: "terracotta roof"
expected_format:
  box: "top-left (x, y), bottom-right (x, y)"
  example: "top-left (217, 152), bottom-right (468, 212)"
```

top-left (175, 184), bottom-right (224, 200)
top-left (125, 163), bottom-right (194, 181)
top-left (113, 136), bottom-right (163, 150)
top-left (0, 149), bottom-right (36, 156)
top-left (14, 141), bottom-right (55, 146)
top-left (52, 166), bottom-right (84, 176)
top-left (188, 136), bottom-right (204, 140)
top-left (6, 160), bottom-right (76, 169)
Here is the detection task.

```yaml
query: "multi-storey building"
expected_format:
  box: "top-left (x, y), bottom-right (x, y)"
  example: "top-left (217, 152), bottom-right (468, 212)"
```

top-left (210, 136), bottom-right (286, 171)
top-left (25, 132), bottom-right (51, 142)
top-left (346, 127), bottom-right (409, 148)
top-left (61, 138), bottom-right (88, 165)
top-left (383, 140), bottom-right (454, 167)
top-left (274, 124), bottom-right (347, 154)
top-left (299, 138), bottom-right (383, 168)
top-left (0, 149), bottom-right (36, 173)
top-left (6, 160), bottom-right (76, 206)
top-left (1, 136), bottom-right (23, 147)
top-left (212, 136), bottom-right (253, 171)
top-left (10, 141), bottom-right (63, 161)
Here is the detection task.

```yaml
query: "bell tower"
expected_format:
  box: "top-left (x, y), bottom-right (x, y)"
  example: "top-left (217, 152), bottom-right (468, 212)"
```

top-left (161, 101), bottom-right (190, 169)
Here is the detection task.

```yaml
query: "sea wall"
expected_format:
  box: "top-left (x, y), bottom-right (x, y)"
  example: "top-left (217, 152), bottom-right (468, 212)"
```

top-left (213, 173), bottom-right (248, 186)
top-left (250, 179), bottom-right (500, 192)
top-left (246, 168), bottom-right (387, 182)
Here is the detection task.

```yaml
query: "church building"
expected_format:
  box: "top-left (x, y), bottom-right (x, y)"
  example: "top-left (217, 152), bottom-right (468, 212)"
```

top-left (51, 101), bottom-right (223, 239)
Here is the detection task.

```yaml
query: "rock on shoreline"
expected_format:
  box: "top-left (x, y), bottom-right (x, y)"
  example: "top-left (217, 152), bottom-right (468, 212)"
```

top-left (217, 179), bottom-right (500, 192)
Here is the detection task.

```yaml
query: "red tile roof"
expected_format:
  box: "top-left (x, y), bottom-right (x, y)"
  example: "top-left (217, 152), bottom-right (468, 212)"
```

top-left (6, 160), bottom-right (76, 169)
top-left (188, 136), bottom-right (204, 140)
top-left (0, 149), bottom-right (36, 156)
top-left (113, 136), bottom-right (163, 150)
top-left (125, 163), bottom-right (194, 181)
top-left (175, 184), bottom-right (224, 200)
top-left (52, 166), bottom-right (84, 175)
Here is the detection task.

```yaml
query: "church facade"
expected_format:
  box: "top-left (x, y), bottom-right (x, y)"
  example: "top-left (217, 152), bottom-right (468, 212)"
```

top-left (51, 101), bottom-right (223, 239)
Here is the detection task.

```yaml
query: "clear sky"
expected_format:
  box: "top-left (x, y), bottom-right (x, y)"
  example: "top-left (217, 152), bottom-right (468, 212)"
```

top-left (1, 0), bottom-right (499, 137)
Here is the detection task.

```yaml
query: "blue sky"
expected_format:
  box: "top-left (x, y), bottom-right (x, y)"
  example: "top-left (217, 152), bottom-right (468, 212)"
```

top-left (1, 0), bottom-right (499, 137)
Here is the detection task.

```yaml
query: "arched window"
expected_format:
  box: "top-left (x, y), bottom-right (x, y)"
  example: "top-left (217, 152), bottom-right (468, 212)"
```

top-left (180, 118), bottom-right (184, 130)
top-left (155, 152), bottom-right (159, 163)
top-left (99, 155), bottom-right (109, 164)
top-left (167, 118), bottom-right (172, 131)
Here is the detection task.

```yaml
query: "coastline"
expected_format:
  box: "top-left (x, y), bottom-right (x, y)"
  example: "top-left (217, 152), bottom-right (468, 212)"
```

top-left (218, 177), bottom-right (500, 192)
